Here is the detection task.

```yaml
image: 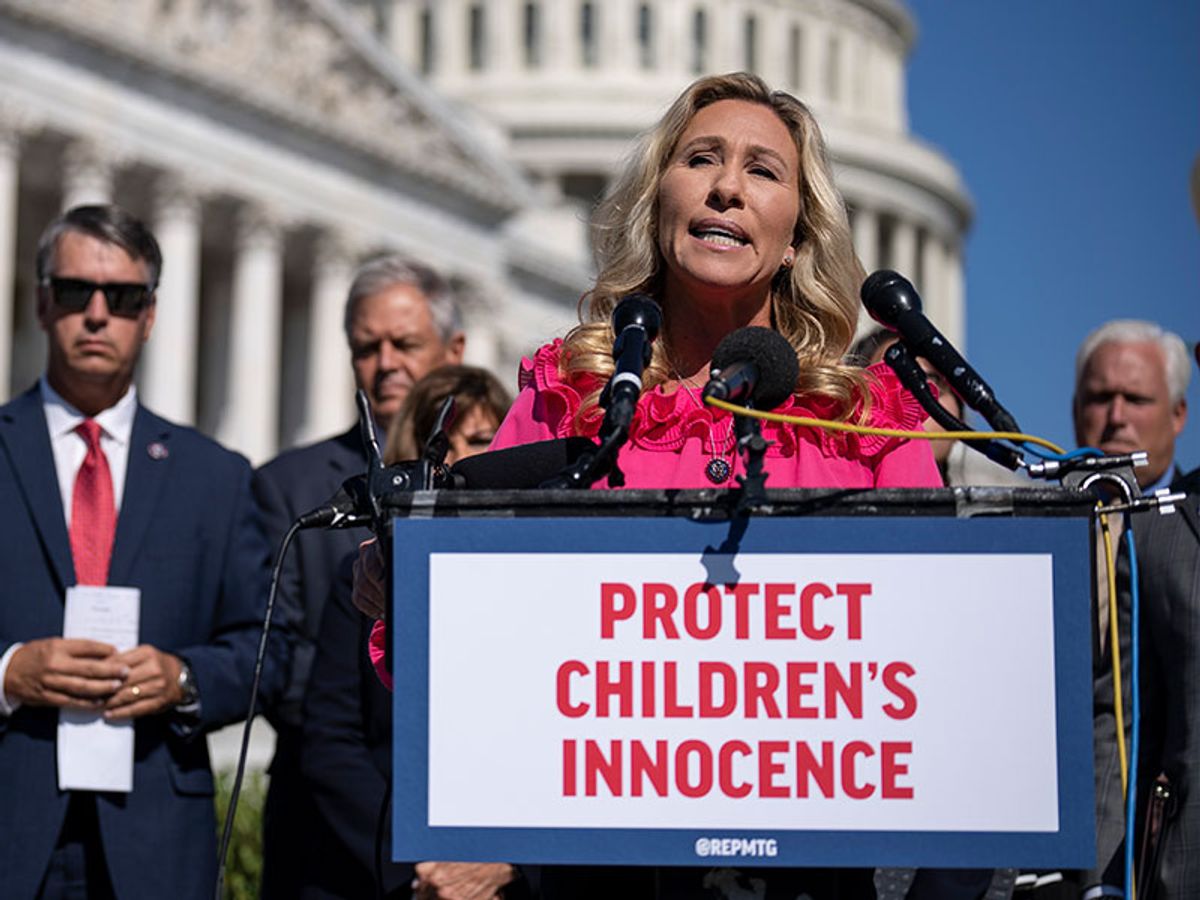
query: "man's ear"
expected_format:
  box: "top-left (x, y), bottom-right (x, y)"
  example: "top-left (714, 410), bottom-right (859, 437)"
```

top-left (446, 332), bottom-right (466, 364)
top-left (140, 297), bottom-right (157, 344)
top-left (36, 284), bottom-right (51, 331)
top-left (1171, 397), bottom-right (1187, 438)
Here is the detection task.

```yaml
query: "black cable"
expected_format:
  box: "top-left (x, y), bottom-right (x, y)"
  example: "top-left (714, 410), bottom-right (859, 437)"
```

top-left (214, 519), bottom-right (298, 900)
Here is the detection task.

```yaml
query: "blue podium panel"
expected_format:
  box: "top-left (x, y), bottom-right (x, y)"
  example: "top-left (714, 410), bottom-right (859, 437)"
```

top-left (391, 514), bottom-right (1094, 869)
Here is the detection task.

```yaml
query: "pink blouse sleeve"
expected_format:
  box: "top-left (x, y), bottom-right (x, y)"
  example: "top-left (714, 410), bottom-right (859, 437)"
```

top-left (368, 618), bottom-right (392, 691)
top-left (873, 436), bottom-right (943, 487)
top-left (490, 384), bottom-right (558, 450)
top-left (490, 340), bottom-right (585, 451)
top-left (861, 362), bottom-right (944, 488)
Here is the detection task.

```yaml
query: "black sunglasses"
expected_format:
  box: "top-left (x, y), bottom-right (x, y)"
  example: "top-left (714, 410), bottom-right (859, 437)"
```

top-left (43, 277), bottom-right (154, 317)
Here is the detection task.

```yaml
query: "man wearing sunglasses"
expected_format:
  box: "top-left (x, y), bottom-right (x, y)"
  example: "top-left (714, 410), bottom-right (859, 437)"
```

top-left (0, 204), bottom-right (287, 899)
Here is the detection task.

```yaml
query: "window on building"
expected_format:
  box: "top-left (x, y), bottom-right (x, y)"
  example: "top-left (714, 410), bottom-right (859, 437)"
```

top-left (581, 2), bottom-right (598, 68)
top-left (468, 4), bottom-right (486, 71)
top-left (418, 3), bottom-right (435, 75)
top-left (523, 2), bottom-right (542, 68)
top-left (637, 4), bottom-right (654, 69)
top-left (743, 15), bottom-right (757, 72)
top-left (789, 24), bottom-right (803, 89)
top-left (691, 7), bottom-right (707, 75)
top-left (826, 34), bottom-right (841, 101)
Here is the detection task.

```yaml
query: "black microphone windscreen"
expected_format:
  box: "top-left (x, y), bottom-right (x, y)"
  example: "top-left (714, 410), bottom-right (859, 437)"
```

top-left (711, 326), bottom-right (799, 410)
top-left (611, 293), bottom-right (663, 340)
top-left (860, 269), bottom-right (923, 330)
top-left (448, 438), bottom-right (598, 489)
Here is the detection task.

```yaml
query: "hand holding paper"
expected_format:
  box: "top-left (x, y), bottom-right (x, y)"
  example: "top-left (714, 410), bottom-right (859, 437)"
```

top-left (5, 637), bottom-right (127, 709)
top-left (103, 645), bottom-right (184, 720)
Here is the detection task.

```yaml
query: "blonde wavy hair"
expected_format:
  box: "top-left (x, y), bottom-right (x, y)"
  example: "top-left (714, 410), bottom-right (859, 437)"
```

top-left (562, 72), bottom-right (868, 425)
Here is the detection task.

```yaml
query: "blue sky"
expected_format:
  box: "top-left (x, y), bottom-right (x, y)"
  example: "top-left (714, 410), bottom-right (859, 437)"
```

top-left (903, 0), bottom-right (1199, 473)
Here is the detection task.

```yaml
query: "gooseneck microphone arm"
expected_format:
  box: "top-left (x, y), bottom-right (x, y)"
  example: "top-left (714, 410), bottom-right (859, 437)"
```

top-left (861, 270), bottom-right (1021, 435)
top-left (883, 342), bottom-right (1024, 472)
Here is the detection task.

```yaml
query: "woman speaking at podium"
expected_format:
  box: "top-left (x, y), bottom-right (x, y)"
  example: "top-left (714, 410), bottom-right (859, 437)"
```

top-left (357, 73), bottom-right (945, 900)
top-left (489, 71), bottom-right (939, 491)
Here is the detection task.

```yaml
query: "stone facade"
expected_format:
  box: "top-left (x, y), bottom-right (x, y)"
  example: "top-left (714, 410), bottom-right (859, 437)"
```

top-left (0, 0), bottom-right (969, 465)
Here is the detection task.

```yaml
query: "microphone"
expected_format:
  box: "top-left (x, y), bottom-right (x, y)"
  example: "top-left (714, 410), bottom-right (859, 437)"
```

top-left (294, 470), bottom-right (395, 531)
top-left (702, 326), bottom-right (799, 410)
top-left (861, 270), bottom-right (1021, 434)
top-left (601, 293), bottom-right (662, 426)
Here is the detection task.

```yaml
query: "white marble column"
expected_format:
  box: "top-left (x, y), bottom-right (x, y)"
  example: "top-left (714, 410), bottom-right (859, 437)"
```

top-left (542, 0), bottom-right (571, 73)
top-left (606, 0), bottom-right (636, 72)
top-left (659, 0), bottom-right (690, 75)
top-left (851, 205), bottom-right (880, 275)
top-left (919, 229), bottom-right (946, 328)
top-left (802, 20), bottom-right (825, 103)
top-left (389, 0), bottom-right (421, 65)
top-left (218, 206), bottom-right (284, 465)
top-left (297, 235), bottom-right (356, 445)
top-left (888, 217), bottom-right (917, 284)
top-left (141, 182), bottom-right (202, 424)
top-left (488, 0), bottom-right (519, 74)
top-left (758, 7), bottom-right (790, 89)
top-left (0, 126), bottom-right (18, 401)
top-left (61, 140), bottom-right (115, 210)
top-left (943, 244), bottom-right (966, 352)
top-left (438, 0), bottom-right (468, 76)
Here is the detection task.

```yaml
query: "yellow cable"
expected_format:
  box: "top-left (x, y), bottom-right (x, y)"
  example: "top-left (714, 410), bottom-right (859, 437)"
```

top-left (703, 397), bottom-right (1068, 456)
top-left (1099, 509), bottom-right (1129, 800)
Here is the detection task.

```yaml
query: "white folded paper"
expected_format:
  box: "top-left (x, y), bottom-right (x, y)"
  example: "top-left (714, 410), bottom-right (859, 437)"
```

top-left (57, 585), bottom-right (140, 793)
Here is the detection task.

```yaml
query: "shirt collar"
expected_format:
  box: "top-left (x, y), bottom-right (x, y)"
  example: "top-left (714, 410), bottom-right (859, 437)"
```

top-left (1143, 460), bottom-right (1176, 496)
top-left (40, 376), bottom-right (138, 448)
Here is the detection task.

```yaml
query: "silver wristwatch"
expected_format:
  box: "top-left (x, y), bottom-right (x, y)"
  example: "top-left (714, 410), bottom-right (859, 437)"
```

top-left (176, 662), bottom-right (200, 708)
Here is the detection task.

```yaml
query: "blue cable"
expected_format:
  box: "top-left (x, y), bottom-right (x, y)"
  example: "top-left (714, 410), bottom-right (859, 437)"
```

top-left (1019, 443), bottom-right (1104, 462)
top-left (1123, 523), bottom-right (1140, 898)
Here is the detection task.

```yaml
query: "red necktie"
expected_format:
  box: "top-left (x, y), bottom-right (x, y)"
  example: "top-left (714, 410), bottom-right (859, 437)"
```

top-left (70, 419), bottom-right (116, 586)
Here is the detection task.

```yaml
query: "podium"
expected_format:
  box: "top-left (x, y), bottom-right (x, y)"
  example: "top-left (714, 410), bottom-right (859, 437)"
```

top-left (386, 485), bottom-right (1096, 870)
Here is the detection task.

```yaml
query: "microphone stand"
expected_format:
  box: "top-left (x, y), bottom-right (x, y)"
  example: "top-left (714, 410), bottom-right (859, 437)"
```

top-left (538, 398), bottom-right (627, 489)
top-left (733, 412), bottom-right (771, 513)
top-left (355, 390), bottom-right (396, 677)
top-left (884, 341), bottom-right (1025, 472)
top-left (416, 396), bottom-right (456, 491)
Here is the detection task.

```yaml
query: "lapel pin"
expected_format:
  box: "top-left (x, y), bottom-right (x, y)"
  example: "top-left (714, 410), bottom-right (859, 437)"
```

top-left (147, 441), bottom-right (169, 460)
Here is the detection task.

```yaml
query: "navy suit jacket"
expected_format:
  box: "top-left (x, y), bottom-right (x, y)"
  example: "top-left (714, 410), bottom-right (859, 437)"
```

top-left (252, 426), bottom-right (372, 898)
top-left (252, 425), bottom-right (369, 731)
top-left (0, 387), bottom-right (286, 900)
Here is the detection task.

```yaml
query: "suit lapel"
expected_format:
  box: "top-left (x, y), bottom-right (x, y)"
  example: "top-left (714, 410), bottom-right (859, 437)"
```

top-left (0, 388), bottom-right (75, 590)
top-left (108, 406), bottom-right (173, 585)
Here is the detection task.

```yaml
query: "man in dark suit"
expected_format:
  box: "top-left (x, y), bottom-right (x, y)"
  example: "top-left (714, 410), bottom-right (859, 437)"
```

top-left (1073, 320), bottom-right (1193, 898)
top-left (0, 204), bottom-right (286, 899)
top-left (253, 255), bottom-right (464, 898)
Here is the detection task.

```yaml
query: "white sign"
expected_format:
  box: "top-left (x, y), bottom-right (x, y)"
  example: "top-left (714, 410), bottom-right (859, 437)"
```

top-left (425, 552), bottom-right (1058, 834)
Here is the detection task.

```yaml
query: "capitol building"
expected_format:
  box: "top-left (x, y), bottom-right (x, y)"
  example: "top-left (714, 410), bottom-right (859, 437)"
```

top-left (0, 0), bottom-right (971, 466)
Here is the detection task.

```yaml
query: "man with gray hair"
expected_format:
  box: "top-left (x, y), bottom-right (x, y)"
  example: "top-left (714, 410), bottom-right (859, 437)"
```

top-left (1073, 318), bottom-right (1190, 490)
top-left (1073, 319), bottom-right (1198, 898)
top-left (253, 254), bottom-right (464, 898)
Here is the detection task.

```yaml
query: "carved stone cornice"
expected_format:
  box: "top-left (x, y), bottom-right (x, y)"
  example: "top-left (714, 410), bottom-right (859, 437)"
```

top-left (0, 0), bottom-right (528, 212)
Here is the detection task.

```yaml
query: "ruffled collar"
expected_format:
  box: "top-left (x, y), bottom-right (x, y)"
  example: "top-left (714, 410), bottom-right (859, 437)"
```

top-left (519, 339), bottom-right (929, 461)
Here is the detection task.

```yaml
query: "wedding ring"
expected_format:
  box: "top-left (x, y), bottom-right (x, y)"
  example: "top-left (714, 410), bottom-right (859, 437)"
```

top-left (130, 684), bottom-right (141, 698)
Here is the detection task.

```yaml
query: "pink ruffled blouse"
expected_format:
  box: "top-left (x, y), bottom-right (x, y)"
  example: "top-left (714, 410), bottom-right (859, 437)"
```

top-left (369, 339), bottom-right (941, 687)
top-left (490, 339), bottom-right (942, 490)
